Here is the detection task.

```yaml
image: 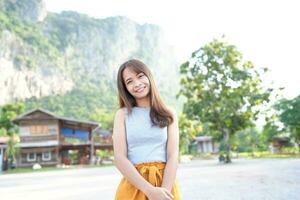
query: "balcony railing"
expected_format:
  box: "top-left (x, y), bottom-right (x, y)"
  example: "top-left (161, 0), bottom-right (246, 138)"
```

top-left (20, 135), bottom-right (57, 142)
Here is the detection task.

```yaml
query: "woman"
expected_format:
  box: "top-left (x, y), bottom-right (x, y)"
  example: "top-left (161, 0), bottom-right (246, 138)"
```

top-left (113, 59), bottom-right (181, 200)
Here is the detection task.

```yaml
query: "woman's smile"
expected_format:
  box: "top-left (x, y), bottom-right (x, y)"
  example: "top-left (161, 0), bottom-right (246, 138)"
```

top-left (135, 86), bottom-right (146, 93)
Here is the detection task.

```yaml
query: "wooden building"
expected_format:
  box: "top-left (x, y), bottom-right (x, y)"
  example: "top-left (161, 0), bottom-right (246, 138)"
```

top-left (270, 136), bottom-right (290, 153)
top-left (93, 127), bottom-right (113, 149)
top-left (12, 108), bottom-right (112, 168)
top-left (194, 136), bottom-right (218, 154)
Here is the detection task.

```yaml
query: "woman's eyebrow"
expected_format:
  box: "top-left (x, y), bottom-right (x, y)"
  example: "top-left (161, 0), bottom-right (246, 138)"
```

top-left (125, 77), bottom-right (133, 82)
top-left (125, 72), bottom-right (143, 82)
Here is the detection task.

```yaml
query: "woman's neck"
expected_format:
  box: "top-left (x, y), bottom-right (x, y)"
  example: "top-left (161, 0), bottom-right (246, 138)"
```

top-left (136, 97), bottom-right (150, 108)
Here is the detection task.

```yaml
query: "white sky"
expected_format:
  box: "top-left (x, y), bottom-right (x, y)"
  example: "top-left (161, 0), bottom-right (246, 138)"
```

top-left (44, 0), bottom-right (300, 99)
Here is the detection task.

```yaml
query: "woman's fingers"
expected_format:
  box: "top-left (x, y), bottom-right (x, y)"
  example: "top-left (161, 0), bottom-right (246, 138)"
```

top-left (163, 188), bottom-right (174, 199)
top-left (163, 194), bottom-right (172, 200)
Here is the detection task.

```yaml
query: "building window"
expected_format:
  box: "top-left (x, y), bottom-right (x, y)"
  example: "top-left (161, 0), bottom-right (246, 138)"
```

top-left (42, 152), bottom-right (51, 161)
top-left (19, 126), bottom-right (30, 136)
top-left (48, 125), bottom-right (57, 135)
top-left (27, 153), bottom-right (36, 162)
top-left (30, 125), bottom-right (49, 135)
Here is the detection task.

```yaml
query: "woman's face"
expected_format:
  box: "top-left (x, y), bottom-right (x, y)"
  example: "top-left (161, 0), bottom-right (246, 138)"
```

top-left (122, 68), bottom-right (150, 99)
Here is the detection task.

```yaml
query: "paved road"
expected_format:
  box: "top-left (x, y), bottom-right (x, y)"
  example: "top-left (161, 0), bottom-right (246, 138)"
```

top-left (0, 158), bottom-right (299, 200)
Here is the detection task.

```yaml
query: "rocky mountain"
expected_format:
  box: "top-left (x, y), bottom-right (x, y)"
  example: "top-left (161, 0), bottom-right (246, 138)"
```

top-left (0, 0), bottom-right (180, 120)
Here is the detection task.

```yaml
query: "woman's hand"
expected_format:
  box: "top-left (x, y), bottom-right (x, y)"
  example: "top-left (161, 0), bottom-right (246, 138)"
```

top-left (145, 186), bottom-right (174, 200)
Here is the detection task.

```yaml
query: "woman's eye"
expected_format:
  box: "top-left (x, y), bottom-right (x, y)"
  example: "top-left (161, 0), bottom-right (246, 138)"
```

top-left (126, 81), bottom-right (132, 85)
top-left (138, 74), bottom-right (144, 78)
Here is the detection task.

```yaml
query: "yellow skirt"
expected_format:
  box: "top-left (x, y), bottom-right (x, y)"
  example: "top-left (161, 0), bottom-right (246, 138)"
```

top-left (115, 161), bottom-right (181, 200)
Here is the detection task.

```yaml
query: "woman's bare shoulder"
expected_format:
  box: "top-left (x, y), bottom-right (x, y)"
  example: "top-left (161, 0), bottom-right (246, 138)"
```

top-left (112, 108), bottom-right (126, 137)
top-left (166, 106), bottom-right (177, 117)
top-left (114, 107), bottom-right (126, 119)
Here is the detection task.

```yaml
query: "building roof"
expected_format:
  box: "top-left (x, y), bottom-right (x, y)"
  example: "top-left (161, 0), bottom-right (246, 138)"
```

top-left (194, 136), bottom-right (213, 142)
top-left (13, 108), bottom-right (100, 130)
top-left (0, 137), bottom-right (9, 144)
top-left (272, 136), bottom-right (290, 142)
top-left (0, 136), bottom-right (20, 144)
top-left (93, 127), bottom-right (112, 137)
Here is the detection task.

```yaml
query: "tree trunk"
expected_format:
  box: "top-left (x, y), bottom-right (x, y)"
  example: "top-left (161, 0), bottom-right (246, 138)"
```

top-left (3, 157), bottom-right (8, 171)
top-left (224, 129), bottom-right (231, 163)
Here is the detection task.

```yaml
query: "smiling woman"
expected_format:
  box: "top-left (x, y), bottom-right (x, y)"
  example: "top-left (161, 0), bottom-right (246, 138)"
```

top-left (113, 59), bottom-right (181, 200)
top-left (123, 70), bottom-right (150, 99)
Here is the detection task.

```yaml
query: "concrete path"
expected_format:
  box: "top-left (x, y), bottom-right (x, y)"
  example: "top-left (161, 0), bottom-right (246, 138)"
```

top-left (0, 158), bottom-right (299, 200)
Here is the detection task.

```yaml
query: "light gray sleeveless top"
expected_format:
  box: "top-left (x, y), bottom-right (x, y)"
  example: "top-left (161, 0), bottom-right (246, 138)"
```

top-left (125, 107), bottom-right (167, 165)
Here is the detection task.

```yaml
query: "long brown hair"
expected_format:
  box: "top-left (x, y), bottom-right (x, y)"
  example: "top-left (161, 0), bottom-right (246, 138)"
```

top-left (117, 59), bottom-right (173, 128)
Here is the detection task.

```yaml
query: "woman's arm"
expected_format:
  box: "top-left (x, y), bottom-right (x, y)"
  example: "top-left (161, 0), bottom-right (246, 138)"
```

top-left (113, 108), bottom-right (153, 193)
top-left (161, 107), bottom-right (180, 192)
top-left (113, 108), bottom-right (173, 200)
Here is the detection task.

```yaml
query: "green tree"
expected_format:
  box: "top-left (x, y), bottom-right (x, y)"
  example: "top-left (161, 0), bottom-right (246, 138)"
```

top-left (231, 127), bottom-right (267, 153)
top-left (178, 38), bottom-right (272, 163)
top-left (0, 103), bottom-right (24, 169)
top-left (89, 108), bottom-right (114, 130)
top-left (275, 95), bottom-right (300, 151)
top-left (178, 113), bottom-right (202, 154)
top-left (261, 119), bottom-right (282, 145)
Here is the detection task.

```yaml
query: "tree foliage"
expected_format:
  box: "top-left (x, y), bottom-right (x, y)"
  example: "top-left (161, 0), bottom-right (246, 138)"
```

top-left (178, 113), bottom-right (202, 154)
top-left (178, 38), bottom-right (272, 162)
top-left (0, 102), bottom-right (24, 168)
top-left (0, 103), bottom-right (24, 136)
top-left (275, 95), bottom-right (300, 149)
top-left (261, 118), bottom-right (282, 144)
top-left (231, 127), bottom-right (267, 152)
top-left (24, 86), bottom-right (117, 130)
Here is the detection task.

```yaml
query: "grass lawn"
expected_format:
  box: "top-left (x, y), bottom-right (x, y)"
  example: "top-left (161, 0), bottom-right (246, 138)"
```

top-left (2, 163), bottom-right (114, 175)
top-left (188, 150), bottom-right (300, 160)
top-left (238, 152), bottom-right (300, 159)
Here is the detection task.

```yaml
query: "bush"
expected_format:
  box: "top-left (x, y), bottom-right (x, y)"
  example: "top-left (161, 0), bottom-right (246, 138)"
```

top-left (238, 149), bottom-right (300, 158)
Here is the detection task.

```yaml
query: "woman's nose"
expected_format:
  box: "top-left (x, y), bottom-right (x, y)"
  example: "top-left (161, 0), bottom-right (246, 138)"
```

top-left (134, 80), bottom-right (142, 88)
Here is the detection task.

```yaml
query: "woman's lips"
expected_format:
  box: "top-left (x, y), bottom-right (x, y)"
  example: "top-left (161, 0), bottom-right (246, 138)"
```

top-left (135, 86), bottom-right (146, 93)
